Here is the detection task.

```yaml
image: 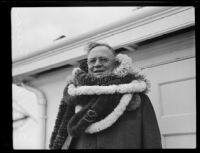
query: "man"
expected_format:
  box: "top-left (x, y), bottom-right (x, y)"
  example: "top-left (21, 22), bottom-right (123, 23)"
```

top-left (49, 42), bottom-right (162, 149)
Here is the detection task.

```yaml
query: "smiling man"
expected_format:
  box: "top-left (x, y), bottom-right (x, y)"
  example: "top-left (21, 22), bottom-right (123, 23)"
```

top-left (49, 42), bottom-right (162, 149)
top-left (87, 43), bottom-right (116, 77)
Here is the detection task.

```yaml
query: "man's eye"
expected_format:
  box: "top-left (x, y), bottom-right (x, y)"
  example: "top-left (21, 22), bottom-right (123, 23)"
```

top-left (89, 59), bottom-right (95, 64)
top-left (100, 58), bottom-right (108, 62)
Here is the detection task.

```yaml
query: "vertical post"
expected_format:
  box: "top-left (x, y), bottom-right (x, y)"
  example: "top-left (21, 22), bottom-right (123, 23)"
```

top-left (23, 84), bottom-right (47, 149)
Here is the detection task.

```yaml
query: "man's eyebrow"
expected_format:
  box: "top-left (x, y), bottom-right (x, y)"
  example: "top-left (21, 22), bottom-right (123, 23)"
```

top-left (99, 56), bottom-right (108, 59)
top-left (89, 56), bottom-right (108, 58)
top-left (88, 57), bottom-right (96, 60)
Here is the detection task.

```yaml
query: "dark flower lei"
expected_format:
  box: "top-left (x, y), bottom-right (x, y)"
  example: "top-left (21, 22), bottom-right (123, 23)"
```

top-left (73, 68), bottom-right (146, 86)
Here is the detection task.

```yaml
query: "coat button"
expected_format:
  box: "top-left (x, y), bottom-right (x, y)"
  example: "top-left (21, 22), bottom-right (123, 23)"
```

top-left (87, 109), bottom-right (97, 117)
top-left (83, 109), bottom-right (97, 122)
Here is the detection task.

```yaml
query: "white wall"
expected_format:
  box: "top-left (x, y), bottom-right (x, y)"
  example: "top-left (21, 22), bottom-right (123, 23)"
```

top-left (127, 29), bottom-right (196, 148)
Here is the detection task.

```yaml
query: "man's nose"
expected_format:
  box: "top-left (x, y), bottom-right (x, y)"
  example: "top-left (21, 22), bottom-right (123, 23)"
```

top-left (94, 59), bottom-right (102, 67)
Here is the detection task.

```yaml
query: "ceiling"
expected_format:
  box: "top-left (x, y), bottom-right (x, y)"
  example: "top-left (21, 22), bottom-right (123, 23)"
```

top-left (12, 7), bottom-right (142, 61)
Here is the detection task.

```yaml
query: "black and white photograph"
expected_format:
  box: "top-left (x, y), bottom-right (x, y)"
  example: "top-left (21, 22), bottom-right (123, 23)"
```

top-left (11, 4), bottom-right (196, 149)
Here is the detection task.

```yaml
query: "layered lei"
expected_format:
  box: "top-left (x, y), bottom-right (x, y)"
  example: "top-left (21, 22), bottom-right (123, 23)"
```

top-left (49, 54), bottom-right (150, 149)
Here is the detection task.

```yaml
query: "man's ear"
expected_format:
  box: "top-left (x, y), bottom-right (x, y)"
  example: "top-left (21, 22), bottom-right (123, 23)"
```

top-left (114, 58), bottom-right (120, 68)
top-left (79, 59), bottom-right (88, 73)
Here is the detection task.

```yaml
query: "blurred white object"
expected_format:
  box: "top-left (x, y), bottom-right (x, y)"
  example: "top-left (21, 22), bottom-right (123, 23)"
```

top-left (12, 84), bottom-right (45, 149)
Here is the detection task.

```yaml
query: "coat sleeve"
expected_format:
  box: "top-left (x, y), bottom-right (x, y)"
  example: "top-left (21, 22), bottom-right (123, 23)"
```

top-left (140, 93), bottom-right (162, 149)
top-left (49, 86), bottom-right (69, 149)
top-left (49, 84), bottom-right (75, 149)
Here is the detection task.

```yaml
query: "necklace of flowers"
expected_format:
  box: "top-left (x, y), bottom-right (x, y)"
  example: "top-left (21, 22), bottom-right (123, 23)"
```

top-left (70, 79), bottom-right (147, 134)
top-left (68, 79), bottom-right (147, 96)
top-left (68, 53), bottom-right (149, 134)
top-left (84, 93), bottom-right (133, 133)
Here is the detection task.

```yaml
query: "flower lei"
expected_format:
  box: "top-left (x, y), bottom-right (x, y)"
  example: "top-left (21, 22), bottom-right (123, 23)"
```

top-left (85, 94), bottom-right (133, 133)
top-left (68, 80), bottom-right (147, 96)
top-left (67, 80), bottom-right (147, 134)
top-left (49, 53), bottom-right (150, 149)
top-left (67, 54), bottom-right (149, 134)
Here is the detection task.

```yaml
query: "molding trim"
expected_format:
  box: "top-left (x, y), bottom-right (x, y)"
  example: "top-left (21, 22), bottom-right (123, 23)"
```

top-left (12, 7), bottom-right (195, 78)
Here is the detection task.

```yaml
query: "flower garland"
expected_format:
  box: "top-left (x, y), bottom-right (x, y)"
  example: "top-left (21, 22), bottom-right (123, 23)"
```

top-left (69, 80), bottom-right (146, 134)
top-left (113, 54), bottom-right (140, 77)
top-left (73, 70), bottom-right (141, 86)
top-left (85, 94), bottom-right (132, 133)
top-left (49, 53), bottom-right (151, 149)
top-left (68, 80), bottom-right (147, 96)
top-left (66, 53), bottom-right (149, 134)
top-left (69, 53), bottom-right (151, 94)
top-left (71, 54), bottom-right (146, 79)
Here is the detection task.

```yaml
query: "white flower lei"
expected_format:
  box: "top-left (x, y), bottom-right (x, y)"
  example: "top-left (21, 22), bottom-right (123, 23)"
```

top-left (68, 53), bottom-right (150, 134)
top-left (85, 94), bottom-right (132, 133)
top-left (72, 81), bottom-right (145, 134)
top-left (68, 80), bottom-right (147, 96)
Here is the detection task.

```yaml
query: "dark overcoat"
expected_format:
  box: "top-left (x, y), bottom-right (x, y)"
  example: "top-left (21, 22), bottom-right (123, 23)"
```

top-left (67, 93), bottom-right (162, 149)
top-left (50, 53), bottom-right (162, 149)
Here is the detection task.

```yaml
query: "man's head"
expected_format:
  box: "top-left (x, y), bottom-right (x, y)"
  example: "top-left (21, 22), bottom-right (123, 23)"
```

top-left (86, 42), bottom-right (116, 77)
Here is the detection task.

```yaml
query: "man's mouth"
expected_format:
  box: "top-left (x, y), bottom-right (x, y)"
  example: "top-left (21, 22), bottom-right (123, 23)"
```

top-left (93, 69), bottom-right (104, 73)
top-left (93, 71), bottom-right (105, 76)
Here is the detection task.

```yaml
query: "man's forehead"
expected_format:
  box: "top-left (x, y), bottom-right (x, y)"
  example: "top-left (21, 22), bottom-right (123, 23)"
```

top-left (87, 46), bottom-right (114, 58)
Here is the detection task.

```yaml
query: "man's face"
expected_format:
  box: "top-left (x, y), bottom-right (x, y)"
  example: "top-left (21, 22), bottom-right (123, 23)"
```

top-left (87, 46), bottom-right (116, 77)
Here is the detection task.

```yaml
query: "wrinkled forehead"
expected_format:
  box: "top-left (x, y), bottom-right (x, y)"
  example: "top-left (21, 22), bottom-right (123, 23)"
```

top-left (87, 46), bottom-right (115, 59)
